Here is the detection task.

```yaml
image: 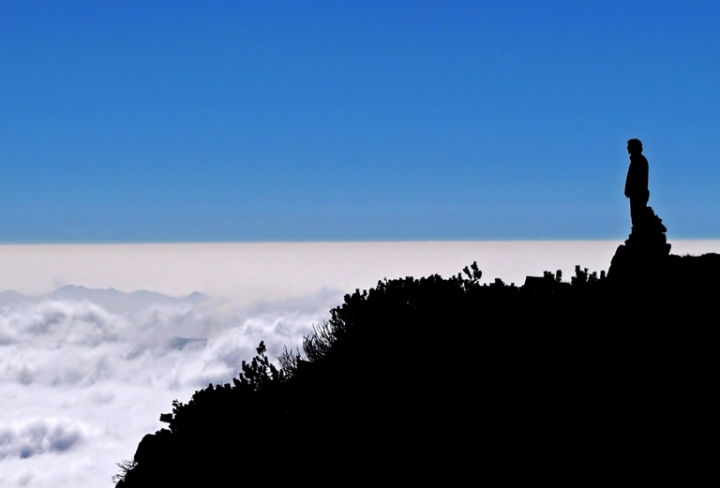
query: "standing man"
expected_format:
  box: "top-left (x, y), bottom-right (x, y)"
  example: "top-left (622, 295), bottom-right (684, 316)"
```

top-left (625, 138), bottom-right (649, 227)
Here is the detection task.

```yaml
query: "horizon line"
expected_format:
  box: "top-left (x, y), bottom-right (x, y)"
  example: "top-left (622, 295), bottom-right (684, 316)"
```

top-left (2, 237), bottom-right (720, 246)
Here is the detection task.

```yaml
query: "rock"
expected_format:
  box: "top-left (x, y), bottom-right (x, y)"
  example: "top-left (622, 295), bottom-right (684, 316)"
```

top-left (608, 206), bottom-right (671, 282)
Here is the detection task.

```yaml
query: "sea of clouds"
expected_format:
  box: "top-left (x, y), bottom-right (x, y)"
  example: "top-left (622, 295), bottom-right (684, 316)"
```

top-left (1, 241), bottom-right (716, 487)
top-left (0, 285), bottom-right (339, 487)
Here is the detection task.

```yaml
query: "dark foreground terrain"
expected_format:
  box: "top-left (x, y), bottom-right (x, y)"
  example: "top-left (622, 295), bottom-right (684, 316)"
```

top-left (115, 253), bottom-right (719, 486)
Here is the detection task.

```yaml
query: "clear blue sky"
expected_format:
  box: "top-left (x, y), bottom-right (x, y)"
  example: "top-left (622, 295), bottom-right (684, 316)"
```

top-left (1, 0), bottom-right (718, 242)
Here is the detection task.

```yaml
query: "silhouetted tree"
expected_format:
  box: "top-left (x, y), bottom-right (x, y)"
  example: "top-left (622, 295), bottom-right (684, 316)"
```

top-left (116, 257), bottom-right (720, 487)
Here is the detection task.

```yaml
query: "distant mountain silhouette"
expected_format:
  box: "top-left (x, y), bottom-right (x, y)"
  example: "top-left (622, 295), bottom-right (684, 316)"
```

top-left (0, 290), bottom-right (30, 305)
top-left (0, 285), bottom-right (208, 314)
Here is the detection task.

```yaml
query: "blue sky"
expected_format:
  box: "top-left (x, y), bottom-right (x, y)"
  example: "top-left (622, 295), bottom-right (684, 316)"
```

top-left (1, 0), bottom-right (719, 242)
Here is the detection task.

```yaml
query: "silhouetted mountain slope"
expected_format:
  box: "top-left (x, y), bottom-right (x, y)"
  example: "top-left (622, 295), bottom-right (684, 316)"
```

top-left (115, 256), bottom-right (719, 487)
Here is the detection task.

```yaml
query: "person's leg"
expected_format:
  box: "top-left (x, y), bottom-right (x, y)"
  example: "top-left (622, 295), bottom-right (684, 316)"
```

top-left (630, 197), bottom-right (644, 227)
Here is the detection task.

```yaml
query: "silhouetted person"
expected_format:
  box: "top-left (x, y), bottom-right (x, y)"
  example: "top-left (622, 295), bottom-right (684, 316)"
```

top-left (625, 139), bottom-right (649, 227)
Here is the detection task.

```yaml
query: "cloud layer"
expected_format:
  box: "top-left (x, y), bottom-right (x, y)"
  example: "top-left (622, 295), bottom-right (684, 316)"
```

top-left (0, 418), bottom-right (88, 460)
top-left (0, 286), bottom-right (338, 488)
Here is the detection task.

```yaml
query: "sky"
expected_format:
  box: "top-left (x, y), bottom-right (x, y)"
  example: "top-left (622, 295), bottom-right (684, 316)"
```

top-left (1, 0), bottom-right (719, 242)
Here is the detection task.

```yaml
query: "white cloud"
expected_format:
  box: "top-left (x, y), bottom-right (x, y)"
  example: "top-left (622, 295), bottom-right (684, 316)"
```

top-left (0, 418), bottom-right (88, 460)
top-left (0, 285), bottom-right (335, 488)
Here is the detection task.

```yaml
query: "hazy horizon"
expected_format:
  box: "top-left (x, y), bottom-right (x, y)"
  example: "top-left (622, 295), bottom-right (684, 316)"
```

top-left (5, 239), bottom-right (720, 303)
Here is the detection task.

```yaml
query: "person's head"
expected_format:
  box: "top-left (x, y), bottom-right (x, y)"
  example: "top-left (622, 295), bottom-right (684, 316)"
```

top-left (627, 138), bottom-right (643, 154)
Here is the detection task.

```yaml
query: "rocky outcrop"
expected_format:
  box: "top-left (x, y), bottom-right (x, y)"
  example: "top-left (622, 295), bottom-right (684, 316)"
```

top-left (608, 206), bottom-right (671, 281)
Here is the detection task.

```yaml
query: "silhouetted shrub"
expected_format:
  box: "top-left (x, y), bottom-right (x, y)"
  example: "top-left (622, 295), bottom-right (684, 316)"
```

top-left (116, 257), bottom-right (720, 487)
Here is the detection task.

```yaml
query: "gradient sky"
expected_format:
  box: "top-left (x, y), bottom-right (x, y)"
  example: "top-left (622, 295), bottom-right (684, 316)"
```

top-left (1, 0), bottom-right (719, 242)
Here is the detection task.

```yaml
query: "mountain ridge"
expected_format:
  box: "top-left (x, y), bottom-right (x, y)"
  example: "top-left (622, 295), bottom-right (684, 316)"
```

top-left (0, 285), bottom-right (208, 315)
